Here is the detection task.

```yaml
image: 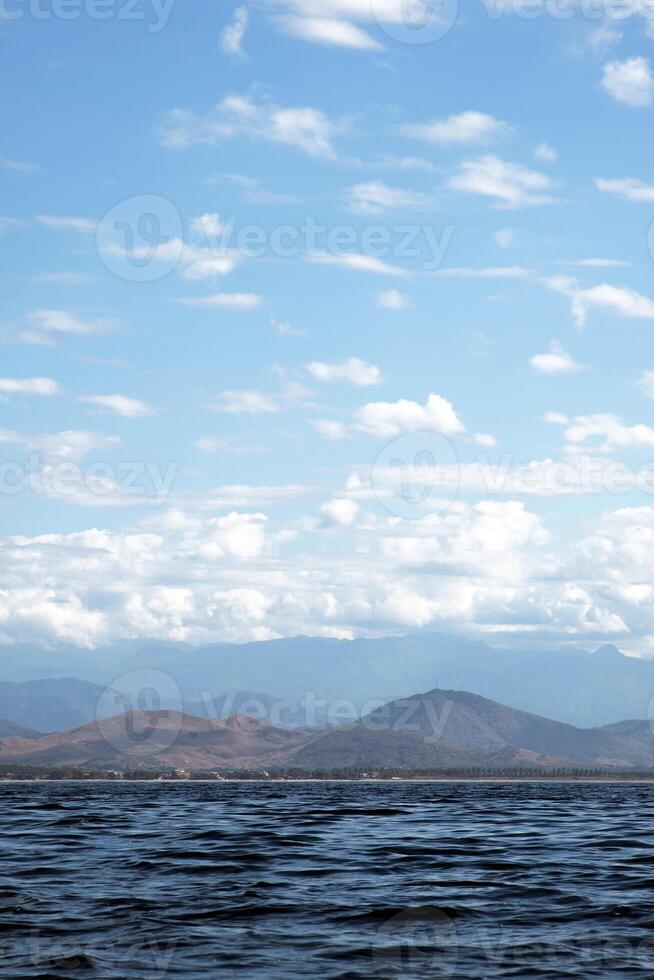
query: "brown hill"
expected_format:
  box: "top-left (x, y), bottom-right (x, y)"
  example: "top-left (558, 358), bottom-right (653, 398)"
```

top-left (0, 710), bottom-right (308, 771)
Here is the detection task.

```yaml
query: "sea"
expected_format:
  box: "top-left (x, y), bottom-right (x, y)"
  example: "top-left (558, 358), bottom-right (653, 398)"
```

top-left (1, 781), bottom-right (653, 978)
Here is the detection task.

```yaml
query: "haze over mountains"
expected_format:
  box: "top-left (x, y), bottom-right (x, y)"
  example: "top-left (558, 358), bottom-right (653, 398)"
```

top-left (1, 633), bottom-right (653, 729)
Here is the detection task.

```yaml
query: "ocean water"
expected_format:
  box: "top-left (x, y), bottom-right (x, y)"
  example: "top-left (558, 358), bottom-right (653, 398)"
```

top-left (1, 781), bottom-right (653, 978)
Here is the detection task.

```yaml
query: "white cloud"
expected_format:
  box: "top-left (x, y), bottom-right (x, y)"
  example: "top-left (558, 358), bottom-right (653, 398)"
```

top-left (636, 372), bottom-right (654, 399)
top-left (433, 265), bottom-right (531, 279)
top-left (596, 177), bottom-right (654, 202)
top-left (161, 93), bottom-right (339, 160)
top-left (449, 155), bottom-right (555, 208)
top-left (568, 258), bottom-right (630, 268)
top-left (271, 315), bottom-right (308, 337)
top-left (307, 357), bottom-right (383, 386)
top-left (175, 293), bottom-right (263, 310)
top-left (403, 111), bottom-right (511, 145)
top-left (319, 498), bottom-right (360, 526)
top-left (529, 342), bottom-right (586, 376)
top-left (25, 309), bottom-right (114, 337)
top-left (210, 173), bottom-right (299, 205)
top-left (312, 419), bottom-right (350, 440)
top-left (190, 212), bottom-right (226, 238)
top-left (322, 392), bottom-right (466, 439)
top-left (0, 378), bottom-right (62, 396)
top-left (35, 214), bottom-right (96, 234)
top-left (0, 429), bottom-right (120, 463)
top-left (355, 394), bottom-right (465, 438)
top-left (221, 6), bottom-right (249, 56)
top-left (195, 436), bottom-right (270, 455)
top-left (78, 395), bottom-right (156, 418)
top-left (564, 414), bottom-right (654, 453)
top-left (276, 14), bottom-right (381, 48)
top-left (543, 411), bottom-right (569, 425)
top-left (534, 142), bottom-right (557, 163)
top-left (210, 383), bottom-right (314, 414)
top-left (545, 276), bottom-right (654, 327)
top-left (308, 251), bottom-right (409, 277)
top-left (473, 432), bottom-right (497, 448)
top-left (494, 228), bottom-right (516, 248)
top-left (0, 217), bottom-right (27, 235)
top-left (375, 288), bottom-right (411, 310)
top-left (345, 180), bottom-right (435, 215)
top-left (602, 57), bottom-right (654, 106)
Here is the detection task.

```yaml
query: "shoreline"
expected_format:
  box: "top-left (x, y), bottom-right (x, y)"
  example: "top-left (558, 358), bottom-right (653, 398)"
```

top-left (2, 777), bottom-right (654, 784)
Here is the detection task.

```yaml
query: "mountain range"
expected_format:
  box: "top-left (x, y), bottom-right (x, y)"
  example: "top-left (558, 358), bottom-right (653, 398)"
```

top-left (1, 632), bottom-right (654, 728)
top-left (2, 687), bottom-right (654, 773)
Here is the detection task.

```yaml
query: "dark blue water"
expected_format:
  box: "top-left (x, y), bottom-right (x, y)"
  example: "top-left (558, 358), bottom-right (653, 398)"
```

top-left (1, 781), bottom-right (653, 978)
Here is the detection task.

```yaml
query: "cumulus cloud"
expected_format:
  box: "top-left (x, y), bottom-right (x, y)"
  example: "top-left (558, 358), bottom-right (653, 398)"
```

top-left (402, 111), bottom-right (511, 145)
top-left (529, 342), bottom-right (586, 376)
top-left (448, 155), bottom-right (555, 208)
top-left (315, 392), bottom-right (466, 440)
top-left (306, 358), bottom-right (383, 386)
top-left (545, 276), bottom-right (654, 328)
top-left (601, 57), bottom-right (654, 106)
top-left (375, 288), bottom-right (411, 310)
top-left (564, 414), bottom-right (654, 453)
top-left (534, 142), bottom-right (557, 163)
top-left (160, 93), bottom-right (339, 159)
top-left (319, 497), bottom-right (360, 526)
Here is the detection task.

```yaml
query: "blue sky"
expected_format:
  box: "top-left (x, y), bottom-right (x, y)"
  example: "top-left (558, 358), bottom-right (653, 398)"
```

top-left (2, 0), bottom-right (654, 651)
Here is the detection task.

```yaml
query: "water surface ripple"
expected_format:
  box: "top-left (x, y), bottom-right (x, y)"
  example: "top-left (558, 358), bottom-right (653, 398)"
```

top-left (1, 781), bottom-right (653, 977)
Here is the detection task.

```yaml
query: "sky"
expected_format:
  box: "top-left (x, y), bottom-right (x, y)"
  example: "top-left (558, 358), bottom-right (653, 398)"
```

top-left (2, 0), bottom-right (654, 652)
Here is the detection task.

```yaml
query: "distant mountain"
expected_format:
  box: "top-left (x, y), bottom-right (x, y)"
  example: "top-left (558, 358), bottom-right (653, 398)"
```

top-left (0, 711), bottom-right (308, 771)
top-left (0, 678), bottom-right (120, 733)
top-left (0, 719), bottom-right (39, 739)
top-left (2, 632), bottom-right (654, 728)
top-left (3, 688), bottom-right (654, 772)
